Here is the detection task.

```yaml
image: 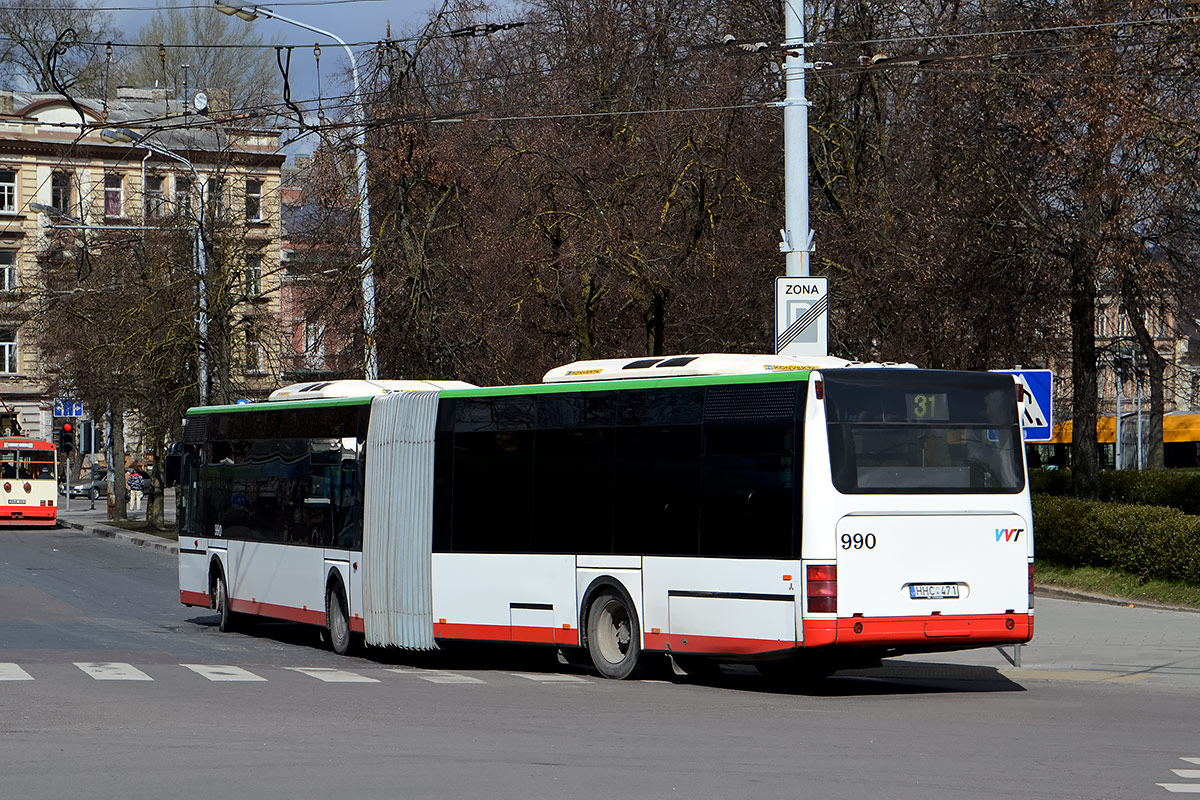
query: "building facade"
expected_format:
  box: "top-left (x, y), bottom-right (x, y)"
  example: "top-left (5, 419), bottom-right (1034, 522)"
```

top-left (0, 86), bottom-right (285, 446)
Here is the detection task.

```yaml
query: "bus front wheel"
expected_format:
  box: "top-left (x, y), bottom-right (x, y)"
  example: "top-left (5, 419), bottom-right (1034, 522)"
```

top-left (326, 583), bottom-right (351, 656)
top-left (215, 571), bottom-right (237, 633)
top-left (586, 590), bottom-right (641, 679)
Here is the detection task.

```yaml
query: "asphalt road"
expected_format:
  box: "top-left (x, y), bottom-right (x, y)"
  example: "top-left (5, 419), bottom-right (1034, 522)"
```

top-left (2, 523), bottom-right (1199, 799)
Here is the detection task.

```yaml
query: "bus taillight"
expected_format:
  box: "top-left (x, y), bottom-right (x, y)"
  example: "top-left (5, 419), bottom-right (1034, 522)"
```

top-left (807, 564), bottom-right (837, 613)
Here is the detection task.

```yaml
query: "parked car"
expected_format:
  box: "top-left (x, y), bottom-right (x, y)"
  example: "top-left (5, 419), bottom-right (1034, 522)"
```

top-left (60, 469), bottom-right (110, 500)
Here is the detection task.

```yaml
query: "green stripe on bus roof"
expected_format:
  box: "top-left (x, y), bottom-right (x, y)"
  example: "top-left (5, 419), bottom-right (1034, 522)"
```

top-left (187, 370), bottom-right (812, 414)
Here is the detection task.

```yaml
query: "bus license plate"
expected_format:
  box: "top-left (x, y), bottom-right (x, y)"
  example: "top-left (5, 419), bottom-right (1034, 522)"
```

top-left (909, 583), bottom-right (959, 599)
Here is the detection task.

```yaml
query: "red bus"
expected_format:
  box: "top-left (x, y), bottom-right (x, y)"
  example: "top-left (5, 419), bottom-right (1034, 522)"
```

top-left (0, 438), bottom-right (58, 526)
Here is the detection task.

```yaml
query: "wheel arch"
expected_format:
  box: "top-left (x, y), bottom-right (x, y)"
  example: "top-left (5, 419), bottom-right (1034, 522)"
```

top-left (207, 555), bottom-right (227, 610)
top-left (325, 564), bottom-right (349, 608)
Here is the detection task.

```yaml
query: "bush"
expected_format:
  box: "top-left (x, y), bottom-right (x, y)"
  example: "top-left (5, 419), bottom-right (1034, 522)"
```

top-left (1029, 468), bottom-right (1200, 515)
top-left (1032, 495), bottom-right (1200, 583)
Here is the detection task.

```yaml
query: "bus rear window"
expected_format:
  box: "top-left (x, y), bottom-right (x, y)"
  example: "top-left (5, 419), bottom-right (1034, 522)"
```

top-left (824, 370), bottom-right (1024, 494)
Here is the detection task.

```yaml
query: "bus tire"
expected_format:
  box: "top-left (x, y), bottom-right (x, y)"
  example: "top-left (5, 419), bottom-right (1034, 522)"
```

top-left (586, 589), bottom-right (642, 679)
top-left (326, 581), bottom-right (351, 656)
top-left (215, 570), bottom-right (237, 633)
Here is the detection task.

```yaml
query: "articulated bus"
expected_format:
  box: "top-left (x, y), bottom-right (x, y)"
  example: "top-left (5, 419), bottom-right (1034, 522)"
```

top-left (0, 438), bottom-right (58, 526)
top-left (173, 354), bottom-right (1034, 680)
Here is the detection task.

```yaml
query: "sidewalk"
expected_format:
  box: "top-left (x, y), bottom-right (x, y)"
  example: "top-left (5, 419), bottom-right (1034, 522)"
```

top-left (55, 487), bottom-right (179, 556)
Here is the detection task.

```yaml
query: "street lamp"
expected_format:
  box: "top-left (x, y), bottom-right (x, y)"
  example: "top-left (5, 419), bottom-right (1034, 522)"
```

top-left (213, 0), bottom-right (378, 380)
top-left (100, 127), bottom-right (210, 405)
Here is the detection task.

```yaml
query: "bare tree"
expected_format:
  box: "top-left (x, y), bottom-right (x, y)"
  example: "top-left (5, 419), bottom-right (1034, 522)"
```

top-left (0, 0), bottom-right (113, 93)
top-left (115, 1), bottom-right (278, 113)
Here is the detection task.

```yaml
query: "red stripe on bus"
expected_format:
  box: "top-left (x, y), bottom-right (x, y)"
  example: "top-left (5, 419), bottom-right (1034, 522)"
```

top-left (433, 621), bottom-right (579, 646)
top-left (230, 598), bottom-right (327, 627)
top-left (180, 589), bottom-right (210, 607)
top-left (644, 631), bottom-right (796, 655)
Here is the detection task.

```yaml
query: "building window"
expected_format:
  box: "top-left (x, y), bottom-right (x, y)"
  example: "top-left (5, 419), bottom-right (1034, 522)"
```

top-left (0, 169), bottom-right (16, 213)
top-left (0, 329), bottom-right (16, 373)
top-left (0, 250), bottom-right (15, 292)
top-left (50, 172), bottom-right (71, 214)
top-left (303, 321), bottom-right (325, 370)
top-left (245, 179), bottom-right (262, 221)
top-left (145, 175), bottom-right (165, 218)
top-left (244, 330), bottom-right (262, 372)
top-left (206, 177), bottom-right (226, 217)
top-left (175, 176), bottom-right (193, 214)
top-left (104, 174), bottom-right (123, 217)
top-left (245, 254), bottom-right (262, 296)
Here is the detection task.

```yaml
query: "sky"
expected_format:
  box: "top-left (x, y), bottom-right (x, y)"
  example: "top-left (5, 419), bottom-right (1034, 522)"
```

top-left (101, 0), bottom-right (443, 156)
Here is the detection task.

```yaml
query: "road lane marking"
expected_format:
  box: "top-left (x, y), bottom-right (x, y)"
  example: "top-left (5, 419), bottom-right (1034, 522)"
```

top-left (182, 664), bottom-right (267, 682)
top-left (1172, 771), bottom-right (1200, 779)
top-left (1184, 759), bottom-right (1200, 766)
top-left (0, 663), bottom-right (33, 681)
top-left (507, 672), bottom-right (590, 683)
top-left (285, 667), bottom-right (379, 683)
top-left (75, 662), bottom-right (153, 681)
top-left (1157, 785), bottom-right (1200, 793)
top-left (387, 668), bottom-right (484, 684)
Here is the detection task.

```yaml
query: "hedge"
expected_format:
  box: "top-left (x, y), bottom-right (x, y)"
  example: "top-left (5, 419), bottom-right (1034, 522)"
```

top-left (1032, 494), bottom-right (1200, 584)
top-left (1030, 468), bottom-right (1200, 516)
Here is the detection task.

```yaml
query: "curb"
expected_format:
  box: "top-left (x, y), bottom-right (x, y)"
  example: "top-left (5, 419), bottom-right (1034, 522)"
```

top-left (59, 518), bottom-right (179, 556)
top-left (1034, 584), bottom-right (1200, 614)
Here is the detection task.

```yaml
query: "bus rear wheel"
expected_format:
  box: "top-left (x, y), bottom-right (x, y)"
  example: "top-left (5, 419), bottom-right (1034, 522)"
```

top-left (586, 590), bottom-right (641, 679)
top-left (326, 583), bottom-right (351, 656)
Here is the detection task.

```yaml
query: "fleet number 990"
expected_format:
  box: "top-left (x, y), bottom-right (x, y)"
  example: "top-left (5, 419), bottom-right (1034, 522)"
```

top-left (841, 533), bottom-right (876, 550)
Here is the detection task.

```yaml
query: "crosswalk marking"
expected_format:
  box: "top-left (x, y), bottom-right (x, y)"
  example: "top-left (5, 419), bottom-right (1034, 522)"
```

top-left (0, 662), bottom-right (33, 681)
top-left (75, 662), bottom-right (153, 681)
top-left (285, 667), bottom-right (379, 683)
top-left (387, 668), bottom-right (484, 684)
top-left (182, 664), bottom-right (267, 682)
top-left (508, 672), bottom-right (590, 683)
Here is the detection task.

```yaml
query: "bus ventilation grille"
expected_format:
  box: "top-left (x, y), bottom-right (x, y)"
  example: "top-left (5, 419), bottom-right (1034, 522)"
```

top-left (704, 385), bottom-right (797, 420)
top-left (184, 416), bottom-right (209, 443)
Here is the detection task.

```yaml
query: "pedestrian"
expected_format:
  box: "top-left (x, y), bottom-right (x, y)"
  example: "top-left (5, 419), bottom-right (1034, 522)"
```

top-left (128, 468), bottom-right (144, 513)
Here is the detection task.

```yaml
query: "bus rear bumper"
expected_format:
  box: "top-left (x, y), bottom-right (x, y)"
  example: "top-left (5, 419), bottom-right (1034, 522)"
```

top-left (803, 613), bottom-right (1033, 648)
top-left (0, 510), bottom-right (59, 526)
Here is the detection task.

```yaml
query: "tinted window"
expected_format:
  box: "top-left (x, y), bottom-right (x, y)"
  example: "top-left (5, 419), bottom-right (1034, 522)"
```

top-left (700, 422), bottom-right (796, 557)
top-left (825, 370), bottom-right (1025, 494)
top-left (194, 406), bottom-right (365, 548)
top-left (532, 428), bottom-right (614, 553)
top-left (613, 425), bottom-right (701, 555)
top-left (450, 430), bottom-right (534, 552)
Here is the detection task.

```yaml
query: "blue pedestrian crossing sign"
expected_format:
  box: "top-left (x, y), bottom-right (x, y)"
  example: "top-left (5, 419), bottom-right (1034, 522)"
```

top-left (997, 370), bottom-right (1053, 442)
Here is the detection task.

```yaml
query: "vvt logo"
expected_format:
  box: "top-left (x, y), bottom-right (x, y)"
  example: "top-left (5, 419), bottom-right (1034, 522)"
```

top-left (995, 528), bottom-right (1024, 542)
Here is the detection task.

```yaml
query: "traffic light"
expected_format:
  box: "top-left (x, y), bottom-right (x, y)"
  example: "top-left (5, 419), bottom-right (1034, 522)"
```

top-left (61, 422), bottom-right (74, 454)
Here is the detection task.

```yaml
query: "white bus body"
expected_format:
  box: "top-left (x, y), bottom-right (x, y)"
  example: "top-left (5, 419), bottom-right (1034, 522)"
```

top-left (175, 355), bottom-right (1032, 677)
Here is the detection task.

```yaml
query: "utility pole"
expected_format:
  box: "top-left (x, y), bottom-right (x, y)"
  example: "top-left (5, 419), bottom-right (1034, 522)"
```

top-left (773, 0), bottom-right (828, 357)
top-left (782, 0), bottom-right (810, 278)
